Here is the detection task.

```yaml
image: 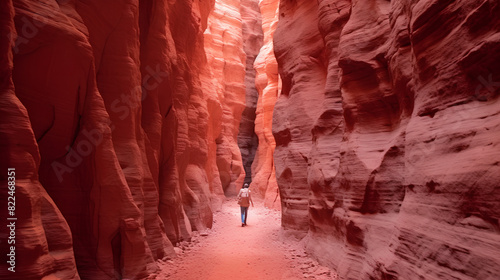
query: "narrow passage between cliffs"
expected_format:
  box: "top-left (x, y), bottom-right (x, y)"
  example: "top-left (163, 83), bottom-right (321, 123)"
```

top-left (152, 196), bottom-right (337, 280)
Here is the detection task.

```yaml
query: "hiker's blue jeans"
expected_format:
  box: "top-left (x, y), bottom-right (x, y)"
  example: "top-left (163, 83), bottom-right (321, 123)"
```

top-left (240, 206), bottom-right (248, 224)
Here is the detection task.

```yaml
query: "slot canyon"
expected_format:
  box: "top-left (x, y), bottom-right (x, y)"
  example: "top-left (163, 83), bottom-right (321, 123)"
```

top-left (1, 0), bottom-right (500, 279)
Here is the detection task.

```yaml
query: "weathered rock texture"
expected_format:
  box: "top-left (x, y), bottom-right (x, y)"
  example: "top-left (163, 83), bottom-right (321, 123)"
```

top-left (202, 0), bottom-right (247, 197)
top-left (237, 0), bottom-right (263, 186)
top-left (167, 0), bottom-right (218, 234)
top-left (252, 0), bottom-right (280, 209)
top-left (1, 0), bottom-right (247, 279)
top-left (273, 0), bottom-right (500, 279)
top-left (274, 0), bottom-right (325, 232)
top-left (9, 1), bottom-right (163, 278)
top-left (0, 1), bottom-right (79, 279)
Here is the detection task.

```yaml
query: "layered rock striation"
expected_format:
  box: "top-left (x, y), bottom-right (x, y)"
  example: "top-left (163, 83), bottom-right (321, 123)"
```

top-left (202, 0), bottom-right (247, 198)
top-left (0, 1), bottom-right (79, 279)
top-left (5, 0), bottom-right (499, 279)
top-left (274, 0), bottom-right (327, 232)
top-left (273, 0), bottom-right (500, 279)
top-left (9, 1), bottom-right (162, 278)
top-left (2, 0), bottom-right (247, 279)
top-left (237, 0), bottom-right (263, 187)
top-left (252, 0), bottom-right (280, 209)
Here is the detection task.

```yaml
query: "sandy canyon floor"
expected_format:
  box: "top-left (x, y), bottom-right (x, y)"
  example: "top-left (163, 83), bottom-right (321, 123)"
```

top-left (150, 197), bottom-right (337, 280)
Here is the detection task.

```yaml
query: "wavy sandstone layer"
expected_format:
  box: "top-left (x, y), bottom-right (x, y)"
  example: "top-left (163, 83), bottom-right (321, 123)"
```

top-left (0, 2), bottom-right (79, 279)
top-left (273, 0), bottom-right (500, 279)
top-left (202, 0), bottom-right (247, 198)
top-left (4, 0), bottom-right (499, 279)
top-left (237, 0), bottom-right (263, 187)
top-left (252, 0), bottom-right (280, 209)
top-left (2, 0), bottom-right (247, 279)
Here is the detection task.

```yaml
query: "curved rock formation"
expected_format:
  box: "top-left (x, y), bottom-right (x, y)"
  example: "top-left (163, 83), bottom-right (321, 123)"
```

top-left (274, 0), bottom-right (326, 233)
top-left (167, 0), bottom-right (217, 235)
top-left (252, 0), bottom-right (280, 209)
top-left (139, 0), bottom-right (193, 247)
top-left (4, 0), bottom-right (499, 279)
top-left (3, 0), bottom-right (247, 278)
top-left (0, 2), bottom-right (78, 279)
top-left (77, 2), bottom-right (176, 277)
top-left (202, 0), bottom-right (247, 197)
top-left (8, 1), bottom-right (173, 279)
top-left (237, 0), bottom-right (263, 188)
top-left (273, 0), bottom-right (500, 279)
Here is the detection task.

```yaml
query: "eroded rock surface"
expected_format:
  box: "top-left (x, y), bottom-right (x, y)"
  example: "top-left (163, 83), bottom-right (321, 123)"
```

top-left (4, 0), bottom-right (499, 279)
top-left (0, 2), bottom-right (79, 279)
top-left (274, 0), bottom-right (500, 279)
top-left (274, 0), bottom-right (326, 233)
top-left (9, 1), bottom-right (162, 278)
top-left (202, 0), bottom-right (247, 198)
top-left (252, 0), bottom-right (281, 209)
top-left (237, 0), bottom-right (263, 187)
top-left (2, 0), bottom-right (247, 278)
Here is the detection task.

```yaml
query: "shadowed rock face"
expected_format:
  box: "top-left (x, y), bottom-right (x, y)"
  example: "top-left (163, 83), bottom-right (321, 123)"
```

top-left (237, 0), bottom-right (263, 187)
top-left (273, 0), bottom-right (500, 279)
top-left (1, 2), bottom-right (79, 279)
top-left (3, 0), bottom-right (246, 279)
top-left (9, 1), bottom-right (161, 278)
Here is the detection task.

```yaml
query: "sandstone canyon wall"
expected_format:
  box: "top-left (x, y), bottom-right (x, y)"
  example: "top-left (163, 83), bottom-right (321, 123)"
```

top-left (8, 1), bottom-right (163, 278)
top-left (4, 0), bottom-right (499, 279)
top-left (202, 0), bottom-right (247, 198)
top-left (237, 0), bottom-right (263, 187)
top-left (273, 0), bottom-right (500, 279)
top-left (252, 0), bottom-right (281, 209)
top-left (1, 1), bottom-right (79, 279)
top-left (1, 0), bottom-right (247, 279)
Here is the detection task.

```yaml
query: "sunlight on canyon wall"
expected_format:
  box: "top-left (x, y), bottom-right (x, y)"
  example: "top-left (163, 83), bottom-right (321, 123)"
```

top-left (252, 0), bottom-right (281, 209)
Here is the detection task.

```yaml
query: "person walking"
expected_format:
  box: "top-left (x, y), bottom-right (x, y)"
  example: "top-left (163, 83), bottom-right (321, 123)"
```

top-left (237, 183), bottom-right (254, 227)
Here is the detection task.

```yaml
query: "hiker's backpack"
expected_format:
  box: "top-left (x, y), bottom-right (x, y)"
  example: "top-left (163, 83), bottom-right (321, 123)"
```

top-left (240, 188), bottom-right (249, 197)
top-left (238, 189), bottom-right (250, 206)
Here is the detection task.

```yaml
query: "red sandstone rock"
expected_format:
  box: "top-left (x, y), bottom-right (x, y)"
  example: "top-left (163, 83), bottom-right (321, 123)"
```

top-left (6, 0), bottom-right (180, 278)
top-left (273, 0), bottom-right (325, 233)
top-left (6, 0), bottom-right (499, 279)
top-left (202, 0), bottom-right (247, 197)
top-left (273, 0), bottom-right (500, 279)
top-left (0, 1), bottom-right (79, 279)
top-left (169, 0), bottom-right (226, 231)
top-left (138, 0), bottom-right (192, 246)
top-left (3, 0), bottom-right (252, 278)
top-left (252, 0), bottom-right (280, 209)
top-left (237, 0), bottom-right (263, 188)
top-left (75, 1), bottom-right (175, 276)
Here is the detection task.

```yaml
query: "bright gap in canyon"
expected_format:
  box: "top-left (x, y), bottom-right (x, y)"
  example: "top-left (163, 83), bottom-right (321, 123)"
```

top-left (1, 0), bottom-right (500, 279)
